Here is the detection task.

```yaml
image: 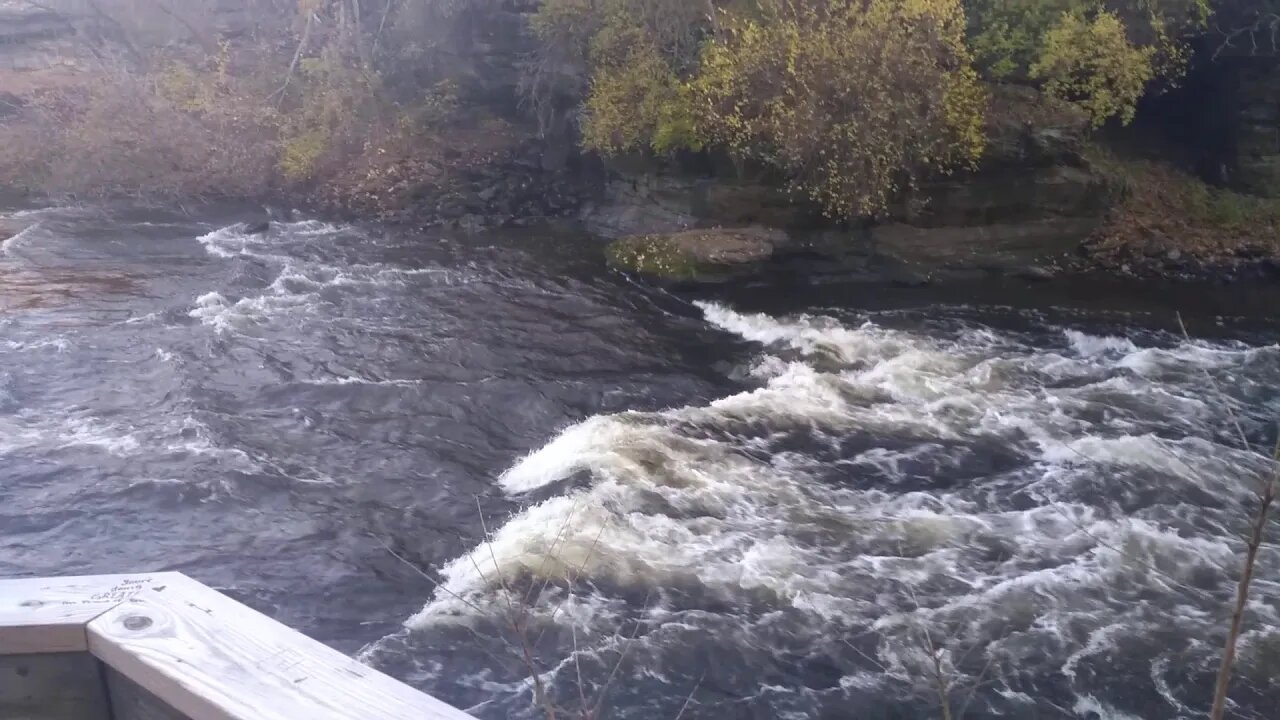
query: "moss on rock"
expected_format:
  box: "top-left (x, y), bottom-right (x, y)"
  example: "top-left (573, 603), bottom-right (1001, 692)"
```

top-left (605, 234), bottom-right (701, 280)
top-left (604, 228), bottom-right (781, 283)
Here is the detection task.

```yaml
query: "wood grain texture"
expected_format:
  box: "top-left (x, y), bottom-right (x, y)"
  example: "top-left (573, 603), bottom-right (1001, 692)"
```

top-left (0, 574), bottom-right (182, 654)
top-left (87, 578), bottom-right (476, 720)
top-left (0, 652), bottom-right (111, 720)
top-left (104, 666), bottom-right (192, 720)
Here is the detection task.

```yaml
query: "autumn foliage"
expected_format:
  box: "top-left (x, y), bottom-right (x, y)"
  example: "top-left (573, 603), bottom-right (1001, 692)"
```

top-left (537, 0), bottom-right (1212, 219)
top-left (0, 0), bottom-right (1227, 213)
top-left (0, 0), bottom-right (467, 202)
top-left (692, 0), bottom-right (987, 219)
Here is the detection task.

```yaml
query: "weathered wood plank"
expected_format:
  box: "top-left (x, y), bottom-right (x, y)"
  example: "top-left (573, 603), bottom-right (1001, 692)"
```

top-left (0, 574), bottom-right (181, 653)
top-left (0, 652), bottom-right (111, 720)
top-left (104, 666), bottom-right (192, 720)
top-left (87, 578), bottom-right (475, 720)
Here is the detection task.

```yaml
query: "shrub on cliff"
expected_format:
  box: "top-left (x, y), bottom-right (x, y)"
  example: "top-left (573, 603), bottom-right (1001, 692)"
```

top-left (532, 0), bottom-right (1222, 219)
top-left (1029, 10), bottom-right (1155, 126)
top-left (533, 0), bottom-right (987, 220)
top-left (0, 0), bottom-right (475, 202)
top-left (0, 55), bottom-right (282, 199)
top-left (528, 0), bottom-right (710, 147)
top-left (967, 0), bottom-right (1208, 125)
top-left (690, 0), bottom-right (987, 219)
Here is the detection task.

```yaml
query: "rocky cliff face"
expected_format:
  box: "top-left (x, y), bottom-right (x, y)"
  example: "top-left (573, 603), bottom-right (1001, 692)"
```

top-left (0, 2), bottom-right (78, 72)
top-left (0, 0), bottom-right (269, 80)
top-left (865, 87), bottom-right (1117, 280)
top-left (1233, 59), bottom-right (1280, 197)
top-left (591, 86), bottom-right (1120, 283)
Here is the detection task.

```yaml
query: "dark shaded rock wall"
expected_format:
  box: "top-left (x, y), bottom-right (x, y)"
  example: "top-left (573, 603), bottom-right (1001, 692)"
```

top-left (1233, 59), bottom-right (1280, 197)
top-left (587, 86), bottom-right (1119, 281)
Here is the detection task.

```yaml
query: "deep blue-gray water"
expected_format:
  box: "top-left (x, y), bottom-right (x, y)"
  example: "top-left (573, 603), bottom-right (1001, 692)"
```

top-left (3, 203), bottom-right (1280, 719)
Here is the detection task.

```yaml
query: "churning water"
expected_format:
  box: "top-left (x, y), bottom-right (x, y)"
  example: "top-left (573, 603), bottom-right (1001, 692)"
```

top-left (3, 203), bottom-right (1279, 719)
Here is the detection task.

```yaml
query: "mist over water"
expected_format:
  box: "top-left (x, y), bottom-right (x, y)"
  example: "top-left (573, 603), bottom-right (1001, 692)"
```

top-left (3, 203), bottom-right (1280, 719)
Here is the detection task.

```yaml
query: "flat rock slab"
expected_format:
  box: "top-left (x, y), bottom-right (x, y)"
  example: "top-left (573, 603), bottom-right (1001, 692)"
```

top-left (607, 227), bottom-right (785, 282)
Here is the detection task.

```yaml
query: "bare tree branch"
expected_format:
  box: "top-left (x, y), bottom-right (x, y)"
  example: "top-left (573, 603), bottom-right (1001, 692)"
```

top-left (1213, 11), bottom-right (1280, 60)
top-left (1210, 434), bottom-right (1280, 720)
top-left (268, 8), bottom-right (315, 106)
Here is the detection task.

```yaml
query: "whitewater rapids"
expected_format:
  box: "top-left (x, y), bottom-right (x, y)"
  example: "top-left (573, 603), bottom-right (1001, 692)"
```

top-left (5, 204), bottom-right (1279, 719)
top-left (388, 300), bottom-right (1280, 720)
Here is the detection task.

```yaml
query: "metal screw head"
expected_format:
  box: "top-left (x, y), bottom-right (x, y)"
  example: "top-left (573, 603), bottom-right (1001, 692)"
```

top-left (123, 615), bottom-right (153, 631)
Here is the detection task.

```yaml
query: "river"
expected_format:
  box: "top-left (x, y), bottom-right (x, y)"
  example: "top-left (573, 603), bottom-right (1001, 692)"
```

top-left (2, 202), bottom-right (1279, 720)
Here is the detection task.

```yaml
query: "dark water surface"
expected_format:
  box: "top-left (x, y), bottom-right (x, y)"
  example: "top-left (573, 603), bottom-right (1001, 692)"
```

top-left (3, 203), bottom-right (1280, 720)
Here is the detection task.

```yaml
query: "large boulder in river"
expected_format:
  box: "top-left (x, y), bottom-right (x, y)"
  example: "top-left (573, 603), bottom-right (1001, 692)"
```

top-left (605, 227), bottom-right (783, 283)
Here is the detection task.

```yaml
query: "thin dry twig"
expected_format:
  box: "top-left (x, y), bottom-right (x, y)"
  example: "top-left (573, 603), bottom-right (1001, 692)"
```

top-left (572, 622), bottom-right (589, 716)
top-left (524, 498), bottom-right (589, 607)
top-left (919, 624), bottom-right (955, 720)
top-left (365, 534), bottom-right (541, 684)
top-left (268, 9), bottom-right (314, 105)
top-left (1213, 12), bottom-right (1280, 60)
top-left (1027, 487), bottom-right (1220, 601)
top-left (1209, 434), bottom-right (1280, 720)
top-left (1176, 313), bottom-right (1253, 455)
top-left (954, 644), bottom-right (1000, 720)
top-left (589, 590), bottom-right (653, 720)
top-left (533, 516), bottom-right (612, 651)
top-left (367, 533), bottom-right (486, 614)
top-left (474, 497), bottom-right (560, 720)
top-left (1174, 314), bottom-right (1278, 720)
top-left (672, 672), bottom-right (705, 720)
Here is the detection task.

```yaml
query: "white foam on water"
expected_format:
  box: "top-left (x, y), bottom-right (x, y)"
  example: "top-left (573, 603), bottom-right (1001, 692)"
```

top-left (59, 418), bottom-right (142, 455)
top-left (268, 263), bottom-right (330, 294)
top-left (189, 291), bottom-right (234, 331)
top-left (1036, 433), bottom-right (1262, 486)
top-left (1, 223), bottom-right (43, 256)
top-left (5, 336), bottom-right (71, 352)
top-left (402, 300), bottom-right (1280, 715)
top-left (191, 219), bottom-right (457, 332)
top-left (1072, 694), bottom-right (1146, 720)
top-left (1117, 342), bottom-right (1274, 376)
top-left (1064, 329), bottom-right (1139, 356)
top-left (162, 416), bottom-right (261, 472)
top-left (499, 415), bottom-right (649, 493)
top-left (285, 219), bottom-right (344, 236)
top-left (196, 225), bottom-right (253, 259)
top-left (6, 206), bottom-right (94, 220)
top-left (697, 300), bottom-right (917, 365)
top-left (310, 376), bottom-right (422, 387)
top-left (188, 285), bottom-right (318, 333)
top-left (196, 219), bottom-right (352, 260)
top-left (121, 313), bottom-right (160, 325)
top-left (0, 413), bottom-right (141, 457)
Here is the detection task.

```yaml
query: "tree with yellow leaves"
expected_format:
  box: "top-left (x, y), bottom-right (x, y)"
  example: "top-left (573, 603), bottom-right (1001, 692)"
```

top-left (544, 0), bottom-right (988, 220)
top-left (690, 0), bottom-right (988, 219)
top-left (967, 0), bottom-right (1209, 126)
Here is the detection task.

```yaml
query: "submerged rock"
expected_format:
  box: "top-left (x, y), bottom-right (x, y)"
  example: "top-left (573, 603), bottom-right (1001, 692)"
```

top-left (605, 227), bottom-right (783, 283)
top-left (1014, 265), bottom-right (1056, 282)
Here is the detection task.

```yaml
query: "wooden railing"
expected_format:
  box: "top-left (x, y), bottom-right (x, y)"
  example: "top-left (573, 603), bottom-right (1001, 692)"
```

top-left (0, 572), bottom-right (475, 720)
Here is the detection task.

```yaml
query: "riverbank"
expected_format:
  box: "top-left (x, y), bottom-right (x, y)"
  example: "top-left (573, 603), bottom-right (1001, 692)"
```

top-left (3, 1), bottom-right (1280, 291)
top-left (3, 61), bottom-right (1279, 291)
top-left (597, 149), bottom-right (1280, 289)
top-left (4, 194), bottom-right (1280, 720)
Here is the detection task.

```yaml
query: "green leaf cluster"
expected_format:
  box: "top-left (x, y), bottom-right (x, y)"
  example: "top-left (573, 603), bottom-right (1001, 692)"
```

top-left (967, 0), bottom-right (1210, 125)
top-left (1029, 10), bottom-right (1155, 127)
top-left (537, 0), bottom-right (987, 219)
top-left (691, 0), bottom-right (988, 219)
